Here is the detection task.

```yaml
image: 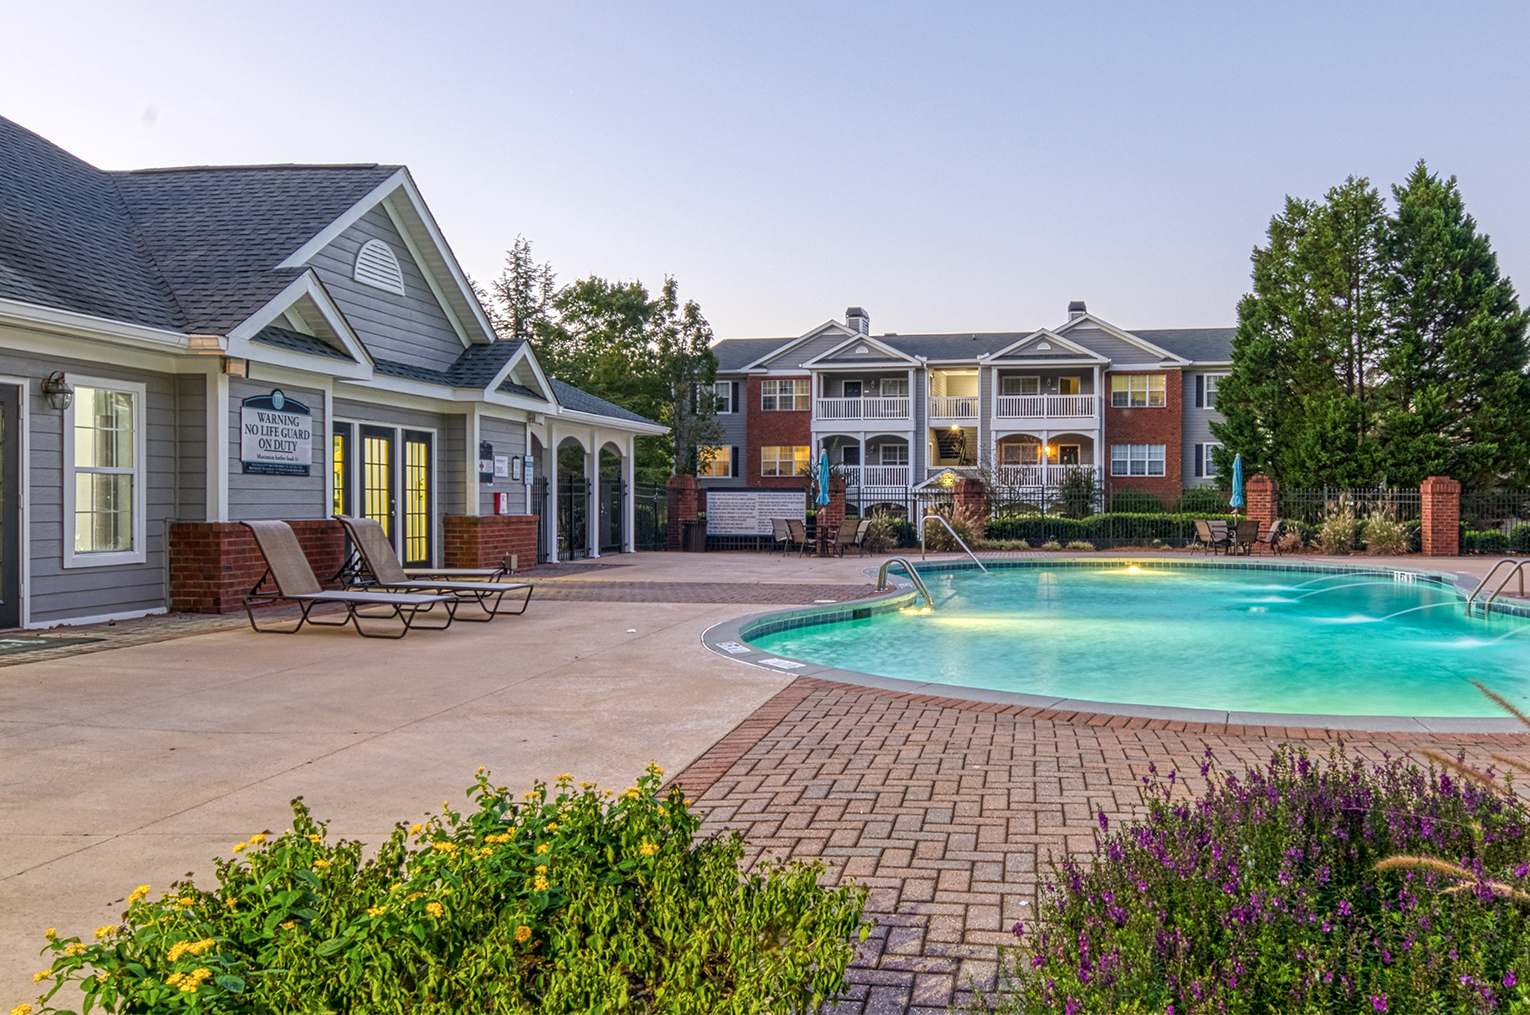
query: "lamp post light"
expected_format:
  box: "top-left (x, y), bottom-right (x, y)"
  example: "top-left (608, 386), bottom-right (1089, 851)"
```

top-left (42, 371), bottom-right (74, 411)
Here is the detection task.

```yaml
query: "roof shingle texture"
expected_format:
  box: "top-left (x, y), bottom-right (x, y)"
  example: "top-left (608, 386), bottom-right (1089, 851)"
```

top-left (549, 379), bottom-right (658, 426)
top-left (711, 326), bottom-right (1234, 366)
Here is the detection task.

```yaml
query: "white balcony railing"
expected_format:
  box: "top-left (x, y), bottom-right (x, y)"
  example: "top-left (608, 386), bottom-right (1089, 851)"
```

top-left (994, 394), bottom-right (1100, 419)
top-left (838, 464), bottom-right (911, 488)
top-left (814, 396), bottom-right (911, 421)
top-left (927, 395), bottom-right (979, 419)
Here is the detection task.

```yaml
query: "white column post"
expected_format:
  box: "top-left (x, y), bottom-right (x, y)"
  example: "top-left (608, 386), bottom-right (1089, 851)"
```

top-left (546, 427), bottom-right (560, 562)
top-left (622, 434), bottom-right (636, 553)
top-left (468, 407), bottom-right (481, 517)
top-left (586, 431), bottom-right (601, 558)
top-left (206, 368), bottom-right (229, 522)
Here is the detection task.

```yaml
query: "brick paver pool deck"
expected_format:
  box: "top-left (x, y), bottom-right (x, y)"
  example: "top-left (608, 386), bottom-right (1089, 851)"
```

top-left (4, 550), bottom-right (1527, 1012)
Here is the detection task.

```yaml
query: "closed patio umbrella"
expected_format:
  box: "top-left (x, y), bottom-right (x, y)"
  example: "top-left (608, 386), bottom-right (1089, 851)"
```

top-left (816, 450), bottom-right (832, 555)
top-left (1229, 452), bottom-right (1245, 511)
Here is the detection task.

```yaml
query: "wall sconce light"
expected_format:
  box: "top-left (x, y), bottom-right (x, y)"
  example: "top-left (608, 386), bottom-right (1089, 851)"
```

top-left (42, 371), bottom-right (74, 411)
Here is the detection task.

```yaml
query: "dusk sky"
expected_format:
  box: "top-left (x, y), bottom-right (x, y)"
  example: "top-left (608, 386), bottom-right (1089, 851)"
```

top-left (6, 1), bottom-right (1527, 339)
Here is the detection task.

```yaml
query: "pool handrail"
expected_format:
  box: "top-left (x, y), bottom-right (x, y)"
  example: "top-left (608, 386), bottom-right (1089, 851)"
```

top-left (877, 557), bottom-right (935, 609)
top-left (1466, 557), bottom-right (1530, 613)
top-left (919, 514), bottom-right (990, 573)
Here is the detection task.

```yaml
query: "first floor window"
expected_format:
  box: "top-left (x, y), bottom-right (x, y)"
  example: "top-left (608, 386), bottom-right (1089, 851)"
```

top-left (1194, 442), bottom-right (1220, 478)
top-left (66, 381), bottom-right (144, 565)
top-left (761, 445), bottom-right (811, 477)
top-left (699, 446), bottom-right (733, 478)
top-left (1001, 441), bottom-right (1040, 465)
top-left (1111, 443), bottom-right (1165, 477)
top-left (1001, 375), bottom-right (1040, 396)
top-left (761, 378), bottom-right (810, 411)
top-left (1110, 374), bottom-right (1166, 407)
top-left (879, 443), bottom-right (909, 465)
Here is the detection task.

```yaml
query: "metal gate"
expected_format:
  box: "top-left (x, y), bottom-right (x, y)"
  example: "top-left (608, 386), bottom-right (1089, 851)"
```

top-left (531, 476), bottom-right (549, 564)
top-left (557, 473), bottom-right (589, 560)
top-left (599, 478), bottom-right (626, 554)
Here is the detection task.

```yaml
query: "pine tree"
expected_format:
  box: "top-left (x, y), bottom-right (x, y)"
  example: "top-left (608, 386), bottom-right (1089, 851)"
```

top-left (488, 236), bottom-right (557, 344)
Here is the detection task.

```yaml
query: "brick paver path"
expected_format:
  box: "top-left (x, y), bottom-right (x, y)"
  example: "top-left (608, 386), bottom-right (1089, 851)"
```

top-left (530, 580), bottom-right (878, 604)
top-left (673, 677), bottom-right (1530, 1015)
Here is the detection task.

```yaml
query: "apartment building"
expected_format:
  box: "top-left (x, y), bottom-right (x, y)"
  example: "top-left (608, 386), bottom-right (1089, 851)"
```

top-left (704, 303), bottom-right (1233, 510)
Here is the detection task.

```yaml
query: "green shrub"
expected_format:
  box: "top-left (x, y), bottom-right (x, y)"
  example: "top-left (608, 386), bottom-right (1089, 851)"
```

top-left (1403, 518), bottom-right (1423, 553)
top-left (1107, 490), bottom-right (1163, 513)
top-left (989, 746), bottom-right (1530, 1014)
top-left (1039, 540), bottom-right (1062, 551)
top-left (1170, 487), bottom-right (1231, 514)
top-left (1063, 540), bottom-right (1094, 552)
top-left (1511, 523), bottom-right (1530, 554)
top-left (862, 514), bottom-right (900, 554)
top-left (29, 768), bottom-right (868, 1014)
top-left (1317, 505), bottom-right (1358, 555)
top-left (1363, 511), bottom-right (1409, 555)
top-left (985, 512), bottom-right (1240, 546)
top-left (1465, 529), bottom-right (1511, 554)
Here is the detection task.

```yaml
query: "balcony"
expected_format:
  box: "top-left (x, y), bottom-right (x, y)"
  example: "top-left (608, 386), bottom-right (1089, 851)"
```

top-left (927, 395), bottom-right (980, 420)
top-left (815, 396), bottom-right (911, 422)
top-left (838, 464), bottom-right (911, 488)
top-left (994, 394), bottom-right (1101, 420)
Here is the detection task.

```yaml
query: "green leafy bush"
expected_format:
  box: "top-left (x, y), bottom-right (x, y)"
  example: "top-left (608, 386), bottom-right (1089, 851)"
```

top-left (1511, 523), bottom-right (1530, 554)
top-left (989, 746), bottom-right (1530, 1014)
top-left (1403, 518), bottom-right (1423, 553)
top-left (1465, 529), bottom-right (1512, 554)
top-left (1063, 540), bottom-right (1095, 552)
top-left (1107, 490), bottom-right (1164, 513)
top-left (28, 768), bottom-right (868, 1014)
top-left (1170, 487), bottom-right (1231, 514)
top-left (985, 512), bottom-right (1239, 545)
top-left (861, 514), bottom-right (900, 554)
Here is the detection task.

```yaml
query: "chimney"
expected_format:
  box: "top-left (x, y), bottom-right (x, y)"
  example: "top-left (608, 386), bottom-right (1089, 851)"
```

top-left (1067, 300), bottom-right (1087, 321)
top-left (846, 307), bottom-right (870, 335)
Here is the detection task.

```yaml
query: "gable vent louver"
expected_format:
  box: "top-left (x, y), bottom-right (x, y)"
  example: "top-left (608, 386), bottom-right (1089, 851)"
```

top-left (354, 239), bottom-right (406, 296)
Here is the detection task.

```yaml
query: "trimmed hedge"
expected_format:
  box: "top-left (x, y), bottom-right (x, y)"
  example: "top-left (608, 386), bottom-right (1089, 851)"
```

top-left (985, 512), bottom-right (1240, 544)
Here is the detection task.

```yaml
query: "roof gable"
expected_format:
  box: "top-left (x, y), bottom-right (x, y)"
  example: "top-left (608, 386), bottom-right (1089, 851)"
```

top-left (984, 328), bottom-right (1106, 363)
top-left (750, 321), bottom-right (857, 370)
top-left (1056, 314), bottom-right (1188, 365)
top-left (804, 333), bottom-right (919, 367)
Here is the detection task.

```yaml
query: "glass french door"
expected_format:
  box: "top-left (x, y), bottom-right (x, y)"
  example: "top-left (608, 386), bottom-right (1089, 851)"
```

top-left (360, 425), bottom-right (396, 541)
top-left (0, 385), bottom-right (19, 628)
top-left (401, 430), bottom-right (432, 568)
top-left (347, 423), bottom-right (432, 568)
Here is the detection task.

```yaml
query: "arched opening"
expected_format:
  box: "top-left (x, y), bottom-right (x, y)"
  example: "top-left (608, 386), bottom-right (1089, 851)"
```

top-left (528, 434), bottom-right (549, 564)
top-left (598, 442), bottom-right (625, 554)
top-left (557, 437), bottom-right (589, 560)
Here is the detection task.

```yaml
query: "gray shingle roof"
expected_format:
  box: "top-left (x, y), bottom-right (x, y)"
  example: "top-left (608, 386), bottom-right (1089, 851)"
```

top-left (1132, 328), bottom-right (1235, 363)
top-left (251, 325), bottom-right (352, 361)
top-left (713, 326), bottom-right (1236, 367)
top-left (549, 379), bottom-right (658, 426)
top-left (711, 337), bottom-right (792, 372)
top-left (372, 339), bottom-right (527, 388)
top-left (0, 112), bottom-right (399, 335)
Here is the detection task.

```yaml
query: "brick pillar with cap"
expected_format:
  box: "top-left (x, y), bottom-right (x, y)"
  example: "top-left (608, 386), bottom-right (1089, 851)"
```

top-left (1245, 475), bottom-right (1278, 531)
top-left (818, 475), bottom-right (846, 555)
top-left (1421, 475), bottom-right (1461, 557)
top-left (666, 473), bottom-right (699, 551)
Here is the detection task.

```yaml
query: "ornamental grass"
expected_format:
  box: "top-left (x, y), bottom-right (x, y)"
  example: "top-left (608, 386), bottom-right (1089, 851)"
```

top-left (986, 744), bottom-right (1530, 1014)
top-left (25, 766), bottom-right (868, 1014)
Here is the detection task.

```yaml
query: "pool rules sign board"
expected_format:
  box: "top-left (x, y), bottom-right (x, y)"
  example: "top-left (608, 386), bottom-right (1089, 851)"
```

top-left (240, 389), bottom-right (313, 476)
top-left (706, 490), bottom-right (806, 535)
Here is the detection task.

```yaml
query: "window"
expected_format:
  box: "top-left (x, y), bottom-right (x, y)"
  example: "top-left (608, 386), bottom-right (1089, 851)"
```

top-left (879, 443), bottom-right (908, 465)
top-left (1002, 441), bottom-right (1040, 465)
top-left (880, 377), bottom-right (908, 397)
top-left (761, 445), bottom-right (811, 477)
top-left (761, 379), bottom-right (810, 411)
top-left (712, 381), bottom-right (734, 414)
top-left (1194, 443), bottom-right (1220, 478)
top-left (1110, 374), bottom-right (1166, 408)
top-left (1001, 376), bottom-right (1040, 396)
top-left (65, 381), bottom-right (145, 566)
top-left (700, 446), bottom-right (732, 478)
top-left (1196, 373), bottom-right (1227, 409)
top-left (332, 422), bottom-right (352, 516)
top-left (354, 239), bottom-right (406, 295)
top-left (1111, 443), bottom-right (1166, 477)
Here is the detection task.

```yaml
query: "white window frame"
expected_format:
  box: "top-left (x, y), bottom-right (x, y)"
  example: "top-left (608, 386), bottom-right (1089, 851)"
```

top-left (1204, 373), bottom-right (1227, 410)
top-left (761, 378), bottom-right (810, 411)
top-left (1203, 442), bottom-right (1220, 477)
top-left (1001, 375), bottom-right (1040, 396)
top-left (699, 445), bottom-right (731, 478)
top-left (761, 445), bottom-right (810, 477)
top-left (879, 443), bottom-right (909, 465)
top-left (879, 377), bottom-right (909, 398)
top-left (712, 382), bottom-right (733, 414)
top-left (1110, 443), bottom-right (1166, 477)
top-left (63, 376), bottom-right (147, 568)
top-left (1110, 374), bottom-right (1166, 408)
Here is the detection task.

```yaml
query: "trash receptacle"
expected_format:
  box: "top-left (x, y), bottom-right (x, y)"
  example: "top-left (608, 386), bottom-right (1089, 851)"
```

top-left (682, 521), bottom-right (707, 552)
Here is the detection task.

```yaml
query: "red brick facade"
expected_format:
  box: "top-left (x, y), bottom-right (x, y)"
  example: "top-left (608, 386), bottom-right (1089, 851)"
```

top-left (1102, 369), bottom-right (1183, 504)
top-left (1420, 475), bottom-right (1461, 557)
top-left (1245, 474), bottom-right (1277, 529)
top-left (442, 514), bottom-right (538, 571)
top-left (744, 375), bottom-right (812, 488)
top-left (169, 519), bottom-right (345, 615)
top-left (666, 473), bottom-right (700, 550)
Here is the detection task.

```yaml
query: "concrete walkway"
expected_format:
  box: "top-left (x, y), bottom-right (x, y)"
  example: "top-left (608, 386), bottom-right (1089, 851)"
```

top-left (0, 549), bottom-right (1520, 1010)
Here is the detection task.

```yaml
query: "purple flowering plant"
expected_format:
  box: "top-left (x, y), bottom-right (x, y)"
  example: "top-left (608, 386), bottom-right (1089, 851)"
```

top-left (987, 744), bottom-right (1530, 1014)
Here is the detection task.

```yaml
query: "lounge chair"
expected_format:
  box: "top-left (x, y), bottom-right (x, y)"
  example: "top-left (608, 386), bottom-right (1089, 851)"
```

top-left (1232, 518), bottom-right (1260, 555)
top-left (242, 520), bottom-right (456, 638)
top-left (334, 515), bottom-right (533, 620)
top-left (786, 518), bottom-right (812, 556)
top-left (1192, 519), bottom-right (1231, 555)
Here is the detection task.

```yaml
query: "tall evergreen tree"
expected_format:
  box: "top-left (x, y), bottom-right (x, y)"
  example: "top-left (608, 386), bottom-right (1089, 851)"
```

top-left (488, 236), bottom-right (557, 344)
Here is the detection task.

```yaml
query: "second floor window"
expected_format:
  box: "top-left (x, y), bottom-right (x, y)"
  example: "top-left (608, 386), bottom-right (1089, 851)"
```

top-left (1111, 374), bottom-right (1166, 408)
top-left (1196, 373), bottom-right (1227, 409)
top-left (879, 443), bottom-right (908, 465)
top-left (880, 378), bottom-right (908, 397)
top-left (761, 378), bottom-right (810, 411)
top-left (713, 381), bottom-right (733, 414)
top-left (1001, 376), bottom-right (1040, 396)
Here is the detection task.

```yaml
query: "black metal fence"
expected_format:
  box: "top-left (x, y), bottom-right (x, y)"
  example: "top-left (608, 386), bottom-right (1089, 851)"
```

top-left (1276, 487), bottom-right (1422, 526)
top-left (633, 481), bottom-right (668, 551)
top-left (1460, 489), bottom-right (1530, 536)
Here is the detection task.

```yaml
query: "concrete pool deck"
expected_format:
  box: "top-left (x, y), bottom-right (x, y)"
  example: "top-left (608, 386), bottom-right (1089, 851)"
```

top-left (3, 549), bottom-right (1528, 1012)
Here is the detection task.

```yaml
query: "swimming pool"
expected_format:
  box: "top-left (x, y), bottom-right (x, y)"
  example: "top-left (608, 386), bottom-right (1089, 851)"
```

top-left (740, 561), bottom-right (1530, 719)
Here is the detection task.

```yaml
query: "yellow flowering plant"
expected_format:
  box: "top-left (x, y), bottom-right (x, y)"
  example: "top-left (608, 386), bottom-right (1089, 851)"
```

top-left (25, 766), bottom-right (867, 1014)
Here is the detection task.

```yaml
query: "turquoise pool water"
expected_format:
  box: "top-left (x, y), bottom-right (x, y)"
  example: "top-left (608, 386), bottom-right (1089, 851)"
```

top-left (747, 564), bottom-right (1530, 716)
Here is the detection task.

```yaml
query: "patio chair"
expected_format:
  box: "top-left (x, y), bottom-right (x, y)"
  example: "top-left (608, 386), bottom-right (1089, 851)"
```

top-left (837, 518), bottom-right (872, 556)
top-left (786, 518), bottom-right (812, 556)
top-left (1232, 518), bottom-right (1260, 555)
top-left (770, 518), bottom-right (792, 555)
top-left (1192, 519), bottom-right (1231, 555)
top-left (1255, 519), bottom-right (1286, 555)
top-left (334, 515), bottom-right (533, 620)
top-left (242, 520), bottom-right (456, 638)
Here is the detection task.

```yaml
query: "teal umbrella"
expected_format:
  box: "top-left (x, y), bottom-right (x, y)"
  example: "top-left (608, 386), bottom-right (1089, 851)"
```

top-left (816, 450), bottom-right (831, 506)
top-left (1229, 453), bottom-right (1245, 510)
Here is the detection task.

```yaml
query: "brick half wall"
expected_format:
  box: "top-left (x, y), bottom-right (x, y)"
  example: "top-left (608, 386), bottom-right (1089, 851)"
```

top-left (169, 520), bottom-right (345, 615)
top-left (443, 514), bottom-right (538, 570)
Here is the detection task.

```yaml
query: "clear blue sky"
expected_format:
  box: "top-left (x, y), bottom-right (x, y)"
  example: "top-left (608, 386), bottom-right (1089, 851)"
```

top-left (6, 1), bottom-right (1527, 339)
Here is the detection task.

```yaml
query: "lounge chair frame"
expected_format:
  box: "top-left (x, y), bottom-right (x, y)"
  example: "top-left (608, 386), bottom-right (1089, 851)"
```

top-left (242, 520), bottom-right (456, 639)
top-left (334, 515), bottom-right (533, 620)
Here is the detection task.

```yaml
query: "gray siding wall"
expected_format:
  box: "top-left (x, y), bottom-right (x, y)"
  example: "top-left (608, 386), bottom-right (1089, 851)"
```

top-left (307, 205), bottom-right (464, 372)
top-left (440, 414), bottom-right (467, 517)
top-left (2, 347), bottom-right (180, 626)
top-left (1065, 327), bottom-right (1166, 366)
top-left (993, 368), bottom-right (1096, 394)
top-left (477, 414), bottom-right (528, 514)
top-left (913, 370), bottom-right (928, 477)
top-left (228, 379), bottom-right (327, 521)
top-left (760, 330), bottom-right (848, 370)
top-left (701, 374), bottom-right (746, 487)
top-left (1181, 372), bottom-right (1225, 486)
top-left (175, 374), bottom-right (207, 520)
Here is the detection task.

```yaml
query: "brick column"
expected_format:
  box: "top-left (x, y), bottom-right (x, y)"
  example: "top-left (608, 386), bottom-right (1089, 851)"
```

top-left (1421, 476), bottom-right (1461, 557)
top-left (954, 477), bottom-right (987, 540)
top-left (169, 519), bottom-right (344, 614)
top-left (818, 475), bottom-right (846, 554)
top-left (666, 473), bottom-right (699, 551)
top-left (443, 515), bottom-right (538, 571)
top-left (1245, 475), bottom-right (1277, 530)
